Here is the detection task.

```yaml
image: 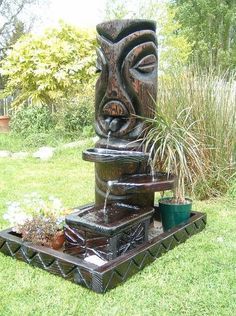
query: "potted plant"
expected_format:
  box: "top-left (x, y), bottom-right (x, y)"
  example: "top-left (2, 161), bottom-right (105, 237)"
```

top-left (0, 97), bottom-right (11, 132)
top-left (143, 106), bottom-right (205, 231)
top-left (3, 193), bottom-right (71, 249)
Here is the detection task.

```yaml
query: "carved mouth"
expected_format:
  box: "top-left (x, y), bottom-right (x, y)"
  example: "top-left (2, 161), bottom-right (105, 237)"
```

top-left (102, 101), bottom-right (128, 132)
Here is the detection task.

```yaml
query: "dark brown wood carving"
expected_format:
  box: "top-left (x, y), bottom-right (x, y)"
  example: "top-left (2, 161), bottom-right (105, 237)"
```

top-left (95, 19), bottom-right (158, 146)
top-left (0, 19), bottom-right (207, 294)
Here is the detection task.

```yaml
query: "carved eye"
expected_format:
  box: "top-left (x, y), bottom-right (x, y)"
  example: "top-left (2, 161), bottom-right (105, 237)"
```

top-left (134, 54), bottom-right (157, 73)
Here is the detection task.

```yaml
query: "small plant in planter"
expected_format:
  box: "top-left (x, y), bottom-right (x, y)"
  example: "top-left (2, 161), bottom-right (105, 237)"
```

top-left (143, 106), bottom-right (205, 231)
top-left (3, 193), bottom-right (71, 249)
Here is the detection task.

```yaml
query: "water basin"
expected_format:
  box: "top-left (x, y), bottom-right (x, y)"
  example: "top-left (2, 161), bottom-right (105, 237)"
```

top-left (66, 203), bottom-right (154, 236)
top-left (83, 148), bottom-right (149, 163)
top-left (108, 173), bottom-right (175, 194)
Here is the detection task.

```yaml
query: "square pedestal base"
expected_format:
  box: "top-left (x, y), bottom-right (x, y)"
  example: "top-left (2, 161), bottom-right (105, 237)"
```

top-left (64, 204), bottom-right (154, 261)
top-left (0, 209), bottom-right (206, 293)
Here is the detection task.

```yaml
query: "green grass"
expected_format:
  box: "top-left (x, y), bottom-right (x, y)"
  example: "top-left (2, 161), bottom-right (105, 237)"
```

top-left (0, 140), bottom-right (235, 316)
top-left (0, 131), bottom-right (92, 152)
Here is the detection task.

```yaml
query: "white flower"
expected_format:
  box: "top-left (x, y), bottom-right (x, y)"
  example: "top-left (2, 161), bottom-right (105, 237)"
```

top-left (3, 193), bottom-right (66, 230)
top-left (3, 207), bottom-right (31, 227)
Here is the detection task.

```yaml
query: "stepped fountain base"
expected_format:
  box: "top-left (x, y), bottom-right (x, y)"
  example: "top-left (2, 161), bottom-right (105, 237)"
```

top-left (0, 207), bottom-right (206, 293)
top-left (64, 203), bottom-right (155, 261)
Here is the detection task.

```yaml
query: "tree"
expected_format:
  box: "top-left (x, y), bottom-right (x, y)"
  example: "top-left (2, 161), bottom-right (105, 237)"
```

top-left (0, 0), bottom-right (46, 89)
top-left (0, 0), bottom-right (45, 56)
top-left (173, 0), bottom-right (236, 70)
top-left (0, 22), bottom-right (97, 107)
top-left (104, 0), bottom-right (129, 20)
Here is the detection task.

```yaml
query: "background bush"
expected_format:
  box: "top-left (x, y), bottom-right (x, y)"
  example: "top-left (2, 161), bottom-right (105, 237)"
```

top-left (54, 93), bottom-right (94, 136)
top-left (157, 67), bottom-right (236, 199)
top-left (0, 22), bottom-right (97, 107)
top-left (10, 105), bottom-right (54, 136)
top-left (9, 91), bottom-right (95, 146)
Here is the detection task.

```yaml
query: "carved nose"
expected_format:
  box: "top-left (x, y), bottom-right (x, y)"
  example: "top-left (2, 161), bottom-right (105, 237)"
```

top-left (103, 101), bottom-right (128, 117)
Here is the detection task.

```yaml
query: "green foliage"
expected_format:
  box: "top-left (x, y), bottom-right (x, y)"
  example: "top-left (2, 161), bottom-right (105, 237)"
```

top-left (10, 105), bottom-right (54, 136)
top-left (6, 20), bottom-right (27, 48)
top-left (173, 0), bottom-right (236, 70)
top-left (104, 0), bottom-right (129, 19)
top-left (154, 68), bottom-right (236, 199)
top-left (228, 175), bottom-right (236, 199)
top-left (158, 5), bottom-right (192, 73)
top-left (54, 93), bottom-right (94, 136)
top-left (0, 0), bottom-right (41, 53)
top-left (8, 90), bottom-right (95, 146)
top-left (0, 21), bottom-right (97, 107)
top-left (143, 107), bottom-right (205, 202)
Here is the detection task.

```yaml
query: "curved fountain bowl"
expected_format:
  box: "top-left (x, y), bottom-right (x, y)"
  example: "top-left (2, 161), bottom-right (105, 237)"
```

top-left (108, 173), bottom-right (176, 195)
top-left (83, 148), bottom-right (149, 163)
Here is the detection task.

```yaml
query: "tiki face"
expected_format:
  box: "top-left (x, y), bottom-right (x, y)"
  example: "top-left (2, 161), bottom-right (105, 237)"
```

top-left (95, 20), bottom-right (158, 140)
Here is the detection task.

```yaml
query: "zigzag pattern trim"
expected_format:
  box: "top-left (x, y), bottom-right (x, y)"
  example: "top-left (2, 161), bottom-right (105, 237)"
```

top-left (102, 217), bottom-right (206, 292)
top-left (0, 239), bottom-right (92, 289)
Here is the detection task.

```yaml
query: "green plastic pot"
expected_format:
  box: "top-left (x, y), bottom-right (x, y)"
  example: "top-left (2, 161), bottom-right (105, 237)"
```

top-left (159, 197), bottom-right (192, 231)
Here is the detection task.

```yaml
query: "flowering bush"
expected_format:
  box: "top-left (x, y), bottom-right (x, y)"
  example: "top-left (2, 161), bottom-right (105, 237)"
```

top-left (3, 193), bottom-right (70, 247)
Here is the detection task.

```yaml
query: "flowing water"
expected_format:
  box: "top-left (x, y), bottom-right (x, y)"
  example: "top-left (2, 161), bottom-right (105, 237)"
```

top-left (106, 131), bottom-right (111, 152)
top-left (148, 154), bottom-right (155, 181)
top-left (103, 187), bottom-right (111, 216)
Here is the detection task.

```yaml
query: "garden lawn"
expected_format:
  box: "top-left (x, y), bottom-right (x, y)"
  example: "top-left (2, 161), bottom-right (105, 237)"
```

top-left (0, 139), bottom-right (235, 316)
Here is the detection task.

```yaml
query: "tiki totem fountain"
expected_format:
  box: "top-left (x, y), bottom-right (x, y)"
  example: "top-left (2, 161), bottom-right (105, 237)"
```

top-left (0, 19), bottom-right (207, 294)
top-left (64, 19), bottom-right (175, 261)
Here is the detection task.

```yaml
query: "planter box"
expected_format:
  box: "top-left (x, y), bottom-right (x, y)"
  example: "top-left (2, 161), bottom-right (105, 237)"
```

top-left (0, 209), bottom-right (206, 293)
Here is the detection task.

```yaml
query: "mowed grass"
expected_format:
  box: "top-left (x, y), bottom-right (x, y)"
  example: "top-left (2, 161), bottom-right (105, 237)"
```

top-left (0, 139), bottom-right (235, 316)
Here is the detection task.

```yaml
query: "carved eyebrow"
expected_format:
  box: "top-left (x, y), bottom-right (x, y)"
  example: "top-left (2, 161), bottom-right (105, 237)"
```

top-left (118, 31), bottom-right (157, 67)
top-left (97, 30), bottom-right (157, 51)
top-left (96, 31), bottom-right (157, 71)
top-left (97, 20), bottom-right (156, 43)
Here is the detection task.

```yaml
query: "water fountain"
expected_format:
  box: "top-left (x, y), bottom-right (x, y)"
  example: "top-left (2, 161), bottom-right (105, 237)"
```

top-left (0, 19), bottom-right (206, 293)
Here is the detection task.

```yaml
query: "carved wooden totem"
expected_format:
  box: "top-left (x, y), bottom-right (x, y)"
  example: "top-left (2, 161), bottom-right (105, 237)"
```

top-left (95, 19), bottom-right (158, 149)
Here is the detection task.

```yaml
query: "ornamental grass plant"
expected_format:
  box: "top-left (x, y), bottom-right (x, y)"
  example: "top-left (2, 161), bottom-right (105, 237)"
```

top-left (143, 106), bottom-right (205, 203)
top-left (143, 67), bottom-right (236, 200)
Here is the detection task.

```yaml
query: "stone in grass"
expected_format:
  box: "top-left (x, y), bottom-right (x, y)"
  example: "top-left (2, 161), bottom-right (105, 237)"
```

top-left (0, 150), bottom-right (11, 158)
top-left (32, 147), bottom-right (55, 160)
top-left (84, 255), bottom-right (107, 267)
top-left (11, 152), bottom-right (29, 159)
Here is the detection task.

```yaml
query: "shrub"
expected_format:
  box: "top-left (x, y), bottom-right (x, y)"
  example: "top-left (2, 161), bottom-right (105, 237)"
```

top-left (0, 21), bottom-right (97, 107)
top-left (10, 105), bottom-right (54, 136)
top-left (54, 93), bottom-right (94, 135)
top-left (155, 68), bottom-right (236, 199)
top-left (9, 88), bottom-right (95, 144)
